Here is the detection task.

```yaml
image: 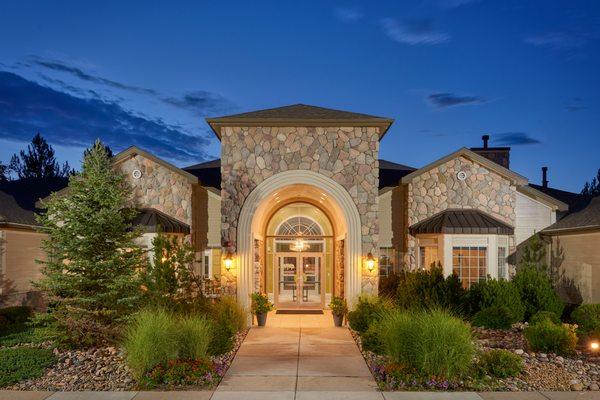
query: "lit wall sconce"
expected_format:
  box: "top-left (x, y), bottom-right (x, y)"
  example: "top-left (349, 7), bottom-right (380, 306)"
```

top-left (224, 251), bottom-right (234, 272)
top-left (365, 252), bottom-right (375, 272)
top-left (590, 340), bottom-right (599, 351)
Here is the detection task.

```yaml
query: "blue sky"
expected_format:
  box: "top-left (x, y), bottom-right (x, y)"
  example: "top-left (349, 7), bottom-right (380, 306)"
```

top-left (0, 0), bottom-right (598, 191)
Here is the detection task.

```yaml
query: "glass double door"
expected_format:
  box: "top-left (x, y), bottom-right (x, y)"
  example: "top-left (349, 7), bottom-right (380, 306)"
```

top-left (276, 253), bottom-right (323, 309)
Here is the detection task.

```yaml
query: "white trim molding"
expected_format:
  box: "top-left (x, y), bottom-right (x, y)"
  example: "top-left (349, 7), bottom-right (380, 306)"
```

top-left (236, 170), bottom-right (363, 310)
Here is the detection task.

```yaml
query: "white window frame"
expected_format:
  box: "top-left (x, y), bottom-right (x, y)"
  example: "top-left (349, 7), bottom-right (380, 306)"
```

top-left (443, 235), bottom-right (504, 281)
top-left (497, 236), bottom-right (509, 280)
top-left (379, 247), bottom-right (394, 277)
top-left (203, 249), bottom-right (212, 278)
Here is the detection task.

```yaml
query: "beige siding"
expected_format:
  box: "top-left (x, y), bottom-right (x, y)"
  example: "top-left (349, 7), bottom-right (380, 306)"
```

top-left (207, 191), bottom-right (221, 247)
top-left (2, 229), bottom-right (45, 298)
top-left (515, 191), bottom-right (555, 245)
top-left (550, 232), bottom-right (600, 304)
top-left (378, 190), bottom-right (392, 247)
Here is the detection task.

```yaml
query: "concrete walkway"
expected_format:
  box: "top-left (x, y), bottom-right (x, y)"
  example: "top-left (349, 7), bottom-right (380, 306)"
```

top-left (212, 310), bottom-right (378, 399)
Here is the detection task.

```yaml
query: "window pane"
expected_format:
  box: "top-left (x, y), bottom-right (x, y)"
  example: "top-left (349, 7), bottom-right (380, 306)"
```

top-left (453, 246), bottom-right (487, 289)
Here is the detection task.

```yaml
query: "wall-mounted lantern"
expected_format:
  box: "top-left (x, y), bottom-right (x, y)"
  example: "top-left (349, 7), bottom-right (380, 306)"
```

top-left (365, 252), bottom-right (376, 272)
top-left (224, 251), bottom-right (234, 272)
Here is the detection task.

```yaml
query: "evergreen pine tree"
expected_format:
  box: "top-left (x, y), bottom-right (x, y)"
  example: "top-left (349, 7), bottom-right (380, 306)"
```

top-left (0, 161), bottom-right (8, 183)
top-left (581, 168), bottom-right (600, 197)
top-left (35, 140), bottom-right (146, 345)
top-left (520, 233), bottom-right (547, 271)
top-left (9, 133), bottom-right (71, 179)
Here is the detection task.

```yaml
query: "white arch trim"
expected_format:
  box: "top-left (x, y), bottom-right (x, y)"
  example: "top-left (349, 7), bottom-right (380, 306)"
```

top-left (236, 170), bottom-right (363, 310)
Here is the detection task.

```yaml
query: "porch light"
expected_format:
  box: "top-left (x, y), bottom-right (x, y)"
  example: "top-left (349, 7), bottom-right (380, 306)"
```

top-left (590, 341), bottom-right (599, 351)
top-left (366, 253), bottom-right (375, 271)
top-left (224, 251), bottom-right (234, 271)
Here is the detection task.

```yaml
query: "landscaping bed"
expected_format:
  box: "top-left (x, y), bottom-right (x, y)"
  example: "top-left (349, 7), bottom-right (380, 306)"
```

top-left (3, 329), bottom-right (248, 391)
top-left (353, 324), bottom-right (600, 392)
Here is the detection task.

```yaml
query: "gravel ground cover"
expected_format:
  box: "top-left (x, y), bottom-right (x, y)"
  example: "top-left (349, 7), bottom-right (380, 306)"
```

top-left (3, 329), bottom-right (248, 391)
top-left (353, 324), bottom-right (600, 392)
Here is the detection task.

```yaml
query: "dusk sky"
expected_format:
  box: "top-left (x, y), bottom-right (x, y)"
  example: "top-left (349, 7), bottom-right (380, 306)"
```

top-left (0, 0), bottom-right (598, 191)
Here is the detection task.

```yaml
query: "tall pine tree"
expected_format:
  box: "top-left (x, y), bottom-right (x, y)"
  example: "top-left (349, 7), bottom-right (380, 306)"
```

top-left (9, 133), bottom-right (71, 179)
top-left (0, 161), bottom-right (8, 183)
top-left (35, 140), bottom-right (145, 345)
top-left (581, 168), bottom-right (600, 198)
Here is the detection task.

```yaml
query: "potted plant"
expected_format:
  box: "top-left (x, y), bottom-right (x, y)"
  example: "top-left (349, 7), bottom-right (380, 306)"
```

top-left (329, 296), bottom-right (347, 327)
top-left (251, 292), bottom-right (274, 326)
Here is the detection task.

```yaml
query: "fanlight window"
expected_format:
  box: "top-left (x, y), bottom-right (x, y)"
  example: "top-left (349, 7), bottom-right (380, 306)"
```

top-left (276, 216), bottom-right (323, 237)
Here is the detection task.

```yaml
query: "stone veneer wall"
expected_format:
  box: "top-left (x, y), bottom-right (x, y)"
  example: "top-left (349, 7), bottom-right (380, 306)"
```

top-left (118, 154), bottom-right (193, 226)
top-left (406, 155), bottom-right (517, 268)
top-left (220, 126), bottom-right (380, 294)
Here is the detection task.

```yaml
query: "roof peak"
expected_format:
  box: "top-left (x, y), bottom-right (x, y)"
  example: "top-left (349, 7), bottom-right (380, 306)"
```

top-left (206, 104), bottom-right (394, 140)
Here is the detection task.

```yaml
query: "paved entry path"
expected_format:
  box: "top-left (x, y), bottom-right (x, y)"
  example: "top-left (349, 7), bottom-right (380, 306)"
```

top-left (212, 310), bottom-right (381, 400)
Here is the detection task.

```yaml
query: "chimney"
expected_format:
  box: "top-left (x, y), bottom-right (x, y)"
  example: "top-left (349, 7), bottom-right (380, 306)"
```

top-left (542, 166), bottom-right (549, 188)
top-left (482, 134), bottom-right (490, 149)
top-left (470, 134), bottom-right (511, 169)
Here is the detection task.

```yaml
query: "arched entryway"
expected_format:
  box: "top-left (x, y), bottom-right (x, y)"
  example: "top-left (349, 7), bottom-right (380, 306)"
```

top-left (235, 170), bottom-right (362, 311)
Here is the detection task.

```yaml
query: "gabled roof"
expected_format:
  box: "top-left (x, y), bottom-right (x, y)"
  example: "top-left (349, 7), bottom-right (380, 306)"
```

top-left (206, 104), bottom-right (394, 140)
top-left (112, 146), bottom-right (198, 184)
top-left (409, 208), bottom-right (514, 235)
top-left (184, 159), bottom-right (221, 190)
top-left (401, 147), bottom-right (528, 186)
top-left (0, 177), bottom-right (69, 228)
top-left (528, 183), bottom-right (583, 210)
top-left (542, 197), bottom-right (600, 234)
top-left (379, 159), bottom-right (417, 189)
top-left (517, 185), bottom-right (569, 212)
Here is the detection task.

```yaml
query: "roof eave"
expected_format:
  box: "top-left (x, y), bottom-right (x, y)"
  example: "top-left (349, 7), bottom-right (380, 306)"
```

top-left (541, 225), bottom-right (600, 235)
top-left (206, 118), bottom-right (394, 141)
top-left (112, 146), bottom-right (199, 184)
top-left (517, 185), bottom-right (569, 211)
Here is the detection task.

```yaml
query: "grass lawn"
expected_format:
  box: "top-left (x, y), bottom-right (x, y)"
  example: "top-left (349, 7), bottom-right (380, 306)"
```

top-left (0, 347), bottom-right (56, 387)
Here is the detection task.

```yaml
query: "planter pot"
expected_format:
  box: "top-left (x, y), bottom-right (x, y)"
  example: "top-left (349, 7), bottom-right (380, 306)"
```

top-left (256, 312), bottom-right (268, 326)
top-left (332, 313), bottom-right (344, 327)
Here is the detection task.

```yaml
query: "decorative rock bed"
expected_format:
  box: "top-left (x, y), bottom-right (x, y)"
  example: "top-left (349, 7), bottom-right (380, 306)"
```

top-left (352, 325), bottom-right (600, 392)
top-left (5, 330), bottom-right (248, 391)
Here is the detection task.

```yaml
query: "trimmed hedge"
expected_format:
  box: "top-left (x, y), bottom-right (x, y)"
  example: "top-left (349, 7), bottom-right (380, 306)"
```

top-left (523, 320), bottom-right (577, 355)
top-left (472, 306), bottom-right (514, 330)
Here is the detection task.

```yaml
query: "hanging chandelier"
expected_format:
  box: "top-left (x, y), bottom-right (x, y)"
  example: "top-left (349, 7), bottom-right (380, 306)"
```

top-left (290, 236), bottom-right (309, 252)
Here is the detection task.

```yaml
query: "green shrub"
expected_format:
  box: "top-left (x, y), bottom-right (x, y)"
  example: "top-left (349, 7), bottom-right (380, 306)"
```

top-left (0, 347), bottom-right (56, 386)
top-left (395, 268), bottom-right (467, 313)
top-left (329, 296), bottom-right (347, 317)
top-left (478, 349), bottom-right (523, 378)
top-left (347, 295), bottom-right (389, 333)
top-left (207, 297), bottom-right (246, 356)
top-left (466, 279), bottom-right (525, 323)
top-left (0, 306), bottom-right (33, 326)
top-left (123, 309), bottom-right (179, 379)
top-left (530, 310), bottom-right (561, 326)
top-left (379, 272), bottom-right (401, 298)
top-left (380, 309), bottom-right (474, 379)
top-left (512, 266), bottom-right (564, 321)
top-left (361, 321), bottom-right (385, 354)
top-left (523, 320), bottom-right (577, 355)
top-left (177, 315), bottom-right (213, 361)
top-left (571, 304), bottom-right (600, 339)
top-left (472, 306), bottom-right (514, 330)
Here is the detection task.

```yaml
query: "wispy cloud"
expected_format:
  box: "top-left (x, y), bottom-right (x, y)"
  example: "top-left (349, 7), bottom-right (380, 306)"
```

top-left (0, 71), bottom-right (213, 163)
top-left (565, 97), bottom-right (587, 112)
top-left (494, 132), bottom-right (541, 146)
top-left (380, 18), bottom-right (449, 45)
top-left (427, 92), bottom-right (485, 108)
top-left (333, 7), bottom-right (363, 23)
top-left (24, 55), bottom-right (234, 115)
top-left (524, 31), bottom-right (586, 51)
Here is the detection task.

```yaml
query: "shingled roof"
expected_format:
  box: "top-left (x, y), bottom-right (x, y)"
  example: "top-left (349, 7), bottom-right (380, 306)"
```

top-left (542, 197), bottom-right (600, 234)
top-left (206, 104), bottom-right (394, 139)
top-left (409, 208), bottom-right (514, 235)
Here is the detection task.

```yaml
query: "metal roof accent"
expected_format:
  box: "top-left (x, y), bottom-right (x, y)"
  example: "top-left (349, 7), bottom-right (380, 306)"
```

top-left (409, 208), bottom-right (514, 235)
top-left (133, 208), bottom-right (190, 234)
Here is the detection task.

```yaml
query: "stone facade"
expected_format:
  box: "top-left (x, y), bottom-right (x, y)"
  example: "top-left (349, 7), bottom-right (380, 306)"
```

top-left (406, 155), bottom-right (517, 267)
top-left (118, 154), bottom-right (193, 226)
top-left (220, 126), bottom-right (380, 294)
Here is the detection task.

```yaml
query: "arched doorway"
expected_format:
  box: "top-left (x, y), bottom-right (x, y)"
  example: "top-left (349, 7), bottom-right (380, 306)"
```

top-left (265, 203), bottom-right (334, 309)
top-left (235, 170), bottom-right (363, 312)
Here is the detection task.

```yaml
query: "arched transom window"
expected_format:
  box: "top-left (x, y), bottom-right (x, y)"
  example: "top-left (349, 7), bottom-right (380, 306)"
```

top-left (276, 216), bottom-right (323, 237)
